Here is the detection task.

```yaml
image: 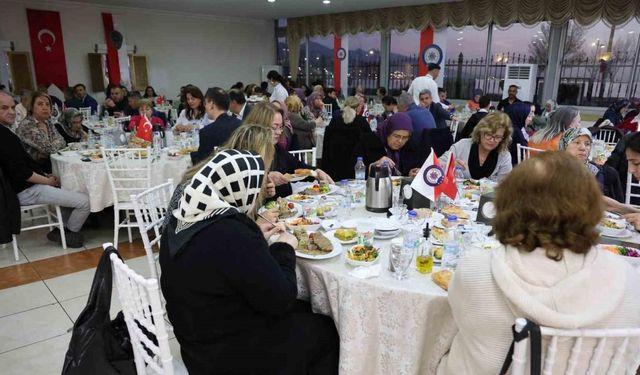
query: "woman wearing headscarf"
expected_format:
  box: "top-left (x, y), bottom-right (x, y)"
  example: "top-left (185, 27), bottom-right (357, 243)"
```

top-left (603, 99), bottom-right (630, 127)
top-left (353, 112), bottom-right (420, 176)
top-left (55, 108), bottom-right (89, 144)
top-left (301, 91), bottom-right (326, 121)
top-left (529, 106), bottom-right (581, 151)
top-left (466, 89), bottom-right (483, 112)
top-left (160, 149), bottom-right (339, 375)
top-left (559, 127), bottom-right (623, 202)
top-left (504, 101), bottom-right (533, 165)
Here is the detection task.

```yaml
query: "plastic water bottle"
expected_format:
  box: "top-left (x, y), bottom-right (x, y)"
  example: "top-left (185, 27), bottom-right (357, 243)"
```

top-left (403, 210), bottom-right (421, 250)
top-left (442, 215), bottom-right (461, 270)
top-left (165, 128), bottom-right (174, 147)
top-left (354, 157), bottom-right (366, 181)
top-left (455, 166), bottom-right (465, 199)
top-left (340, 180), bottom-right (352, 219)
top-left (369, 117), bottom-right (378, 131)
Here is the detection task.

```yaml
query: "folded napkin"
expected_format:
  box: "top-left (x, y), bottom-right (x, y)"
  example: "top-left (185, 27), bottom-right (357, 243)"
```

top-left (349, 264), bottom-right (381, 279)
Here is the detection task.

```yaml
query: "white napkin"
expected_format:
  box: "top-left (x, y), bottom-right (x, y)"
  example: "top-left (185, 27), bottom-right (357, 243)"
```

top-left (348, 264), bottom-right (381, 279)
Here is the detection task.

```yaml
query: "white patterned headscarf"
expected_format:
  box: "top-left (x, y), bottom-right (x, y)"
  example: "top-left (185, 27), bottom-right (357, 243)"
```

top-left (165, 149), bottom-right (265, 257)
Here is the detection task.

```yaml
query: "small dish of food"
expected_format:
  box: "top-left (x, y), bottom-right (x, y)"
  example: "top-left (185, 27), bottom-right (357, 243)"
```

top-left (345, 244), bottom-right (380, 267)
top-left (326, 228), bottom-right (357, 244)
top-left (599, 217), bottom-right (627, 237)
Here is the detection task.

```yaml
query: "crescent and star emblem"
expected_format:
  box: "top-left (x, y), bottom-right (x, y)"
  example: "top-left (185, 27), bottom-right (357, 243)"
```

top-left (37, 29), bottom-right (56, 53)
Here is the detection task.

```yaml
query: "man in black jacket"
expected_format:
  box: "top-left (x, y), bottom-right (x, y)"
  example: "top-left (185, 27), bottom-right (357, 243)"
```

top-left (419, 89), bottom-right (455, 129)
top-left (191, 88), bottom-right (241, 164)
top-left (228, 89), bottom-right (251, 121)
top-left (458, 95), bottom-right (491, 140)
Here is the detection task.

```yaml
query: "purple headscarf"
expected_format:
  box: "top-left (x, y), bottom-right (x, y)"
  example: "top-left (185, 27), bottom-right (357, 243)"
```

top-left (376, 112), bottom-right (413, 167)
top-left (306, 92), bottom-right (324, 119)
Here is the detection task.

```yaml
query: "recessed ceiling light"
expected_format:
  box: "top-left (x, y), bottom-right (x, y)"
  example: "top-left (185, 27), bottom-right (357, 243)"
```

top-left (323, 0), bottom-right (330, 4)
top-left (267, 0), bottom-right (275, 3)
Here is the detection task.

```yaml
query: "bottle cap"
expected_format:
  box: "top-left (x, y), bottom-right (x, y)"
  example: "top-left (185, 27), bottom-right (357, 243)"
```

top-left (447, 214), bottom-right (458, 222)
top-left (408, 210), bottom-right (417, 218)
top-left (357, 156), bottom-right (363, 161)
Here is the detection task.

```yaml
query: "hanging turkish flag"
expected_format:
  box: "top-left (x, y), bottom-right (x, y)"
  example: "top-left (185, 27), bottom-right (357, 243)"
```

top-left (26, 9), bottom-right (69, 89)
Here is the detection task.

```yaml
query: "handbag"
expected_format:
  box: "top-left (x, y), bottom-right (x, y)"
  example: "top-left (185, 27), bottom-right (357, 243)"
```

top-left (61, 248), bottom-right (136, 375)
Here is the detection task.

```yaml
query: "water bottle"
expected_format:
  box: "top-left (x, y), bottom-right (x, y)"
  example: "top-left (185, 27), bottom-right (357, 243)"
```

top-left (455, 166), bottom-right (465, 199)
top-left (103, 109), bottom-right (109, 121)
top-left (340, 179), bottom-right (352, 219)
top-left (369, 117), bottom-right (378, 131)
top-left (354, 157), bottom-right (366, 181)
top-left (165, 128), bottom-right (174, 147)
top-left (442, 215), bottom-right (460, 270)
top-left (403, 210), bottom-right (420, 250)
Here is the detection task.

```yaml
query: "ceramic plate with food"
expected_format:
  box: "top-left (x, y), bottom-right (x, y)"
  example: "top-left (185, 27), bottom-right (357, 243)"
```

top-left (345, 244), bottom-right (380, 267)
top-left (600, 244), bottom-right (640, 267)
top-left (430, 226), bottom-right (447, 244)
top-left (260, 198), bottom-right (302, 219)
top-left (303, 182), bottom-right (335, 195)
top-left (599, 217), bottom-right (627, 237)
top-left (286, 194), bottom-right (316, 204)
top-left (326, 228), bottom-right (357, 244)
top-left (285, 217), bottom-right (322, 232)
top-left (440, 204), bottom-right (469, 219)
top-left (293, 228), bottom-right (343, 260)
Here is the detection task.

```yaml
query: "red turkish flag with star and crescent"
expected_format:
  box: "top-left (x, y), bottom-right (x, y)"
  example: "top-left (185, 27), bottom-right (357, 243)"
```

top-left (26, 9), bottom-right (69, 89)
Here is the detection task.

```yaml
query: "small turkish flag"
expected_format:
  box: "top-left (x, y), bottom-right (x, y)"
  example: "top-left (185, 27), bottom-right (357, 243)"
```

top-left (26, 9), bottom-right (69, 89)
top-left (136, 115), bottom-right (153, 142)
top-left (411, 148), bottom-right (458, 202)
top-left (439, 152), bottom-right (458, 200)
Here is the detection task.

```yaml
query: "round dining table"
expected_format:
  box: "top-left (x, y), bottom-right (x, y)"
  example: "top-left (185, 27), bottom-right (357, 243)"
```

top-left (51, 152), bottom-right (191, 212)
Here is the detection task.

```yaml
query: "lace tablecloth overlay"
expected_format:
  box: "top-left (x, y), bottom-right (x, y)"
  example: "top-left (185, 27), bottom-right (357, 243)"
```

top-left (294, 206), bottom-right (457, 375)
top-left (51, 153), bottom-right (191, 212)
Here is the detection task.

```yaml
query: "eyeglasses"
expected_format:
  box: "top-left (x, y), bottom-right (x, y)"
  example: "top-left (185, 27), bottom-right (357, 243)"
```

top-left (483, 133), bottom-right (504, 142)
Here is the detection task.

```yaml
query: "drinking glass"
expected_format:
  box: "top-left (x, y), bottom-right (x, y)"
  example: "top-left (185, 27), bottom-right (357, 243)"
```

top-left (356, 223), bottom-right (375, 246)
top-left (390, 243), bottom-right (414, 280)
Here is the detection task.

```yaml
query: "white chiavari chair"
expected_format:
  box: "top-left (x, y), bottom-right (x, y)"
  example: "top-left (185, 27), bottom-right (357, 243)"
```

top-left (289, 147), bottom-right (317, 167)
top-left (517, 144), bottom-right (545, 164)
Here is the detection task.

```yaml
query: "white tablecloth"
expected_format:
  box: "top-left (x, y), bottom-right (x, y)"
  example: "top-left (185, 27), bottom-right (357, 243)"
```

top-left (51, 153), bottom-right (191, 212)
top-left (294, 204), bottom-right (456, 375)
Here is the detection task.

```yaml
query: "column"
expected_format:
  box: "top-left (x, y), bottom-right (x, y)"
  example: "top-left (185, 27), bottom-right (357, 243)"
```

top-left (380, 30), bottom-right (391, 91)
top-left (540, 23), bottom-right (568, 104)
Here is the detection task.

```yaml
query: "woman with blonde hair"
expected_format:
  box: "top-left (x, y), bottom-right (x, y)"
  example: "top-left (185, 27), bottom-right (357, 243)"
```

top-left (440, 112), bottom-right (513, 181)
top-left (321, 96), bottom-right (372, 180)
top-left (438, 151), bottom-right (640, 374)
top-left (286, 95), bottom-right (322, 150)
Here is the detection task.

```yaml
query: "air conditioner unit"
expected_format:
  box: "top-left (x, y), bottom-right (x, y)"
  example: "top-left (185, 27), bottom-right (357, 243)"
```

top-left (503, 64), bottom-right (538, 102)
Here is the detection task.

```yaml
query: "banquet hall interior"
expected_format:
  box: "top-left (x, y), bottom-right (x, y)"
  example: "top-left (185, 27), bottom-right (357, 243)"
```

top-left (1, 0), bottom-right (640, 373)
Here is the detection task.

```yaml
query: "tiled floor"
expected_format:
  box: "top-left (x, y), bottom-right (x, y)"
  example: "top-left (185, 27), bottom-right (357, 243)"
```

top-left (0, 214), bottom-right (188, 374)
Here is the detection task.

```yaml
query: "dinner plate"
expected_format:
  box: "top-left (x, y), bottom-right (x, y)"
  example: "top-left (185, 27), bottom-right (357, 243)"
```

top-left (325, 229), bottom-right (357, 245)
top-left (600, 228), bottom-right (633, 239)
top-left (258, 202), bottom-right (303, 219)
top-left (295, 234), bottom-right (344, 260)
top-left (302, 184), bottom-right (341, 196)
top-left (286, 174), bottom-right (308, 182)
top-left (286, 194), bottom-right (317, 204)
top-left (374, 229), bottom-right (401, 240)
top-left (373, 218), bottom-right (401, 232)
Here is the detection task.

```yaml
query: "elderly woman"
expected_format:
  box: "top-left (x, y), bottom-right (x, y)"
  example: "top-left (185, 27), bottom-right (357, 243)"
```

top-left (302, 92), bottom-right (325, 121)
top-left (529, 106), bottom-right (581, 151)
top-left (16, 91), bottom-right (66, 173)
top-left (440, 112), bottom-right (513, 181)
top-left (54, 108), bottom-right (89, 144)
top-left (285, 95), bottom-right (322, 150)
top-left (542, 99), bottom-right (557, 119)
top-left (438, 151), bottom-right (640, 374)
top-left (353, 112), bottom-right (419, 176)
top-left (160, 149), bottom-right (339, 375)
top-left (558, 128), bottom-right (623, 202)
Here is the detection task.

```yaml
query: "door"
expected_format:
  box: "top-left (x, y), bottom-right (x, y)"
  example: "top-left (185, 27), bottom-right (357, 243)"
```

top-left (7, 52), bottom-right (34, 93)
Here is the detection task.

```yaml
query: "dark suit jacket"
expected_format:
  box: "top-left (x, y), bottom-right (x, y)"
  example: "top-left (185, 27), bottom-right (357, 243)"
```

top-left (458, 110), bottom-right (489, 141)
top-left (429, 103), bottom-right (453, 129)
top-left (241, 104), bottom-right (252, 120)
top-left (191, 113), bottom-right (241, 164)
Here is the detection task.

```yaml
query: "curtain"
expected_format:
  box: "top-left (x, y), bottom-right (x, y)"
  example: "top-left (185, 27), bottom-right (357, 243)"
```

top-left (286, 0), bottom-right (640, 74)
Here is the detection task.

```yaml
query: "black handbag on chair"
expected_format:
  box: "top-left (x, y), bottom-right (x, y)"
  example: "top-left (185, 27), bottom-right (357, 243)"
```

top-left (62, 248), bottom-right (136, 375)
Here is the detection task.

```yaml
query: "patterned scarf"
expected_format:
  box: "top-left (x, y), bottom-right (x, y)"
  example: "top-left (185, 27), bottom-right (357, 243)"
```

top-left (558, 128), bottom-right (600, 176)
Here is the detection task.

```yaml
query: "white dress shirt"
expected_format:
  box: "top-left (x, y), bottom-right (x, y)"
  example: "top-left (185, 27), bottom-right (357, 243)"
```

top-left (408, 74), bottom-right (440, 106)
top-left (176, 109), bottom-right (209, 130)
top-left (269, 83), bottom-right (289, 103)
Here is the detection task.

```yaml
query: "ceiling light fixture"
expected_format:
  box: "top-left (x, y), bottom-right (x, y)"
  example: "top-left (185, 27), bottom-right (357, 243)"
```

top-left (323, 0), bottom-right (330, 4)
top-left (267, 0), bottom-right (276, 3)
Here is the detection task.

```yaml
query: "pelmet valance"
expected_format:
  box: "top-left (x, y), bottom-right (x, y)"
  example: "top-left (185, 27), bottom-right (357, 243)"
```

top-left (286, 0), bottom-right (640, 79)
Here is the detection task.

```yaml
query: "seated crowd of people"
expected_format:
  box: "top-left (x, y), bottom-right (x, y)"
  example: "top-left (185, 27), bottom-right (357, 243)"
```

top-left (2, 67), bottom-right (640, 373)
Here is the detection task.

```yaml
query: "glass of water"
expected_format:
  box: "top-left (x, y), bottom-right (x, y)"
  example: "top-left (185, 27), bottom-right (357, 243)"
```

top-left (390, 242), bottom-right (414, 280)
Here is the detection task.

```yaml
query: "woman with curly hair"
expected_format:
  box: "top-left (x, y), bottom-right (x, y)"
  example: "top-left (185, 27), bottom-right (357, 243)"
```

top-left (437, 151), bottom-right (640, 375)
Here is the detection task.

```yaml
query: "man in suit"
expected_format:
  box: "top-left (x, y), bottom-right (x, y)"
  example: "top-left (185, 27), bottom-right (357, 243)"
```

top-left (419, 89), bottom-right (455, 129)
top-left (65, 83), bottom-right (98, 114)
top-left (228, 89), bottom-right (251, 121)
top-left (397, 92), bottom-right (436, 145)
top-left (191, 88), bottom-right (241, 164)
top-left (458, 95), bottom-right (491, 140)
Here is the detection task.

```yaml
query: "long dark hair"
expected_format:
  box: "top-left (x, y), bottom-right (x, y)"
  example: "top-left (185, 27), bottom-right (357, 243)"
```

top-left (267, 70), bottom-right (284, 84)
top-left (184, 86), bottom-right (205, 120)
top-left (143, 86), bottom-right (157, 98)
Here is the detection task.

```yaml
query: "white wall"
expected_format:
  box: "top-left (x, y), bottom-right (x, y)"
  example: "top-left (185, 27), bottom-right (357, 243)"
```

top-left (0, 0), bottom-right (275, 98)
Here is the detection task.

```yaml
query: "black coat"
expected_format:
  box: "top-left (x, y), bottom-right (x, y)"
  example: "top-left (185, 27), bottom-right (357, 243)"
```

top-left (321, 115), bottom-right (371, 181)
top-left (429, 103), bottom-right (453, 129)
top-left (458, 111), bottom-right (489, 141)
top-left (191, 113), bottom-right (241, 164)
top-left (353, 131), bottom-right (421, 176)
top-left (0, 167), bottom-right (20, 244)
top-left (595, 163), bottom-right (624, 203)
top-left (272, 145), bottom-right (312, 198)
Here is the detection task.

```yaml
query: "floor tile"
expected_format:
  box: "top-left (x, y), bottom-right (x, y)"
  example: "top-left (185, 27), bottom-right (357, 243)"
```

top-left (0, 304), bottom-right (72, 353)
top-left (125, 254), bottom-right (156, 279)
top-left (0, 333), bottom-right (71, 375)
top-left (44, 268), bottom-right (97, 302)
top-left (60, 293), bottom-right (122, 323)
top-left (17, 228), bottom-right (87, 262)
top-left (0, 244), bottom-right (28, 268)
top-left (30, 248), bottom-right (102, 280)
top-left (0, 281), bottom-right (56, 318)
top-left (0, 263), bottom-right (41, 290)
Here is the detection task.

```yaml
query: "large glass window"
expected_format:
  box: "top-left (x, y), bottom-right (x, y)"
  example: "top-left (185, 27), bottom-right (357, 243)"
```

top-left (558, 19), bottom-right (640, 106)
top-left (348, 32), bottom-right (381, 95)
top-left (389, 29), bottom-right (420, 95)
top-left (308, 35), bottom-right (335, 88)
top-left (443, 26), bottom-right (489, 100)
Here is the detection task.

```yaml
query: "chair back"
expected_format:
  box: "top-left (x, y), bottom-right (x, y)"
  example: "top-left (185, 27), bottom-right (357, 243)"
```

top-left (79, 107), bottom-right (92, 119)
top-left (102, 148), bottom-right (153, 203)
top-left (323, 104), bottom-right (332, 117)
top-left (510, 318), bottom-right (640, 375)
top-left (517, 144), bottom-right (544, 164)
top-left (625, 172), bottom-right (640, 208)
top-left (594, 128), bottom-right (619, 145)
top-left (419, 128), bottom-right (454, 162)
top-left (130, 180), bottom-right (175, 279)
top-left (289, 147), bottom-right (317, 167)
top-left (449, 120), bottom-right (460, 137)
top-left (106, 244), bottom-right (174, 375)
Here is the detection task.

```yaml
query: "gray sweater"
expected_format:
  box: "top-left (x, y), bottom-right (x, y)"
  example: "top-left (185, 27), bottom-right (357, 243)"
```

top-left (439, 138), bottom-right (512, 181)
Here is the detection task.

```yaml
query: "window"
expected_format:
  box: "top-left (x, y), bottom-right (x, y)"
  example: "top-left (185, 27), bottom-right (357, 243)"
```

top-left (442, 26), bottom-right (489, 100)
top-left (389, 29), bottom-right (420, 95)
top-left (348, 32), bottom-right (381, 95)
top-left (308, 35), bottom-right (334, 88)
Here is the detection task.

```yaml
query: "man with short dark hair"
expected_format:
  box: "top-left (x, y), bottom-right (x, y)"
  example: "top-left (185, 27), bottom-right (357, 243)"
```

top-left (438, 87), bottom-right (456, 113)
top-left (397, 92), bottom-right (436, 145)
top-left (104, 85), bottom-right (129, 117)
top-left (191, 88), bottom-right (241, 164)
top-left (65, 83), bottom-right (98, 114)
top-left (458, 95), bottom-right (491, 140)
top-left (323, 87), bottom-right (340, 116)
top-left (497, 84), bottom-right (521, 111)
top-left (419, 89), bottom-right (454, 129)
top-left (376, 86), bottom-right (387, 102)
top-left (380, 96), bottom-right (397, 121)
top-left (228, 89), bottom-right (251, 121)
top-left (408, 63), bottom-right (441, 106)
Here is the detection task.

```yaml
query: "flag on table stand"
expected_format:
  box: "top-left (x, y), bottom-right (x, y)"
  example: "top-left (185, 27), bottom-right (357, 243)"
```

top-left (26, 9), bottom-right (69, 89)
top-left (136, 115), bottom-right (153, 142)
top-left (410, 148), bottom-right (458, 202)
